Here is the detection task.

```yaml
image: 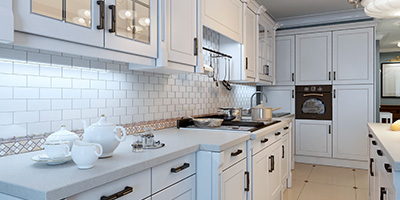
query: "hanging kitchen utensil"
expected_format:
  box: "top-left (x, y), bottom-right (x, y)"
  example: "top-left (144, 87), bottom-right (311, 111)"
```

top-left (222, 57), bottom-right (228, 88)
top-left (225, 58), bottom-right (232, 90)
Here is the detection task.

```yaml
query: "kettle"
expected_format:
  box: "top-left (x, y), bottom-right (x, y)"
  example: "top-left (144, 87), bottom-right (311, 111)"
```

top-left (82, 115), bottom-right (127, 158)
top-left (250, 92), bottom-right (280, 121)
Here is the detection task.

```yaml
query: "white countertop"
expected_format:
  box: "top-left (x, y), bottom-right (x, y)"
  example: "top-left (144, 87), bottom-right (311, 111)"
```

top-left (0, 128), bottom-right (250, 200)
top-left (368, 123), bottom-right (400, 171)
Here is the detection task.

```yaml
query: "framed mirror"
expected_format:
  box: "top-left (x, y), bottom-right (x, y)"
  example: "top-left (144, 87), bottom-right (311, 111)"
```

top-left (382, 62), bottom-right (400, 98)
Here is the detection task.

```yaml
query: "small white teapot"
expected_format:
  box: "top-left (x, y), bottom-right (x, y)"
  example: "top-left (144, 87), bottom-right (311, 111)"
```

top-left (71, 140), bottom-right (103, 169)
top-left (82, 115), bottom-right (127, 158)
top-left (46, 125), bottom-right (79, 149)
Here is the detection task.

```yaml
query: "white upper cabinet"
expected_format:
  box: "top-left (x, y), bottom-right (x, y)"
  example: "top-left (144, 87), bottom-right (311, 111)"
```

top-left (262, 86), bottom-right (295, 114)
top-left (202, 0), bottom-right (243, 43)
top-left (104, 0), bottom-right (157, 58)
top-left (296, 32), bottom-right (332, 85)
top-left (0, 0), bottom-right (13, 43)
top-left (275, 36), bottom-right (295, 85)
top-left (333, 28), bottom-right (374, 84)
top-left (14, 0), bottom-right (104, 47)
top-left (165, 0), bottom-right (197, 67)
top-left (333, 85), bottom-right (373, 161)
top-left (257, 12), bottom-right (276, 85)
top-left (244, 4), bottom-right (257, 80)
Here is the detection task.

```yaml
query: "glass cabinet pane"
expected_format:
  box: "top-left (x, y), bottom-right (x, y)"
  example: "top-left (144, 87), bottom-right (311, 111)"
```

top-left (134, 0), bottom-right (150, 43)
top-left (116, 0), bottom-right (135, 39)
top-left (32, 0), bottom-right (63, 20)
top-left (66, 0), bottom-right (92, 28)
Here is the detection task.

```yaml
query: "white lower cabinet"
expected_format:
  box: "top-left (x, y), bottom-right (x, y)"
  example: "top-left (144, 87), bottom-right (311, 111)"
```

top-left (221, 159), bottom-right (247, 200)
top-left (281, 131), bottom-right (289, 187)
top-left (295, 120), bottom-right (332, 158)
top-left (152, 175), bottom-right (196, 200)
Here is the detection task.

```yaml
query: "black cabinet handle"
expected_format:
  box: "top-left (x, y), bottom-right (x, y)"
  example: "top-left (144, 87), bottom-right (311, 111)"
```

top-left (108, 5), bottom-right (116, 33)
top-left (275, 132), bottom-right (281, 136)
top-left (370, 158), bottom-right (374, 177)
top-left (329, 71), bottom-right (331, 81)
top-left (97, 1), bottom-right (105, 30)
top-left (100, 186), bottom-right (133, 200)
top-left (284, 127), bottom-right (289, 130)
top-left (329, 125), bottom-right (331, 134)
top-left (334, 71), bottom-right (336, 80)
top-left (292, 90), bottom-right (294, 98)
top-left (244, 171), bottom-right (250, 192)
top-left (231, 149), bottom-right (243, 157)
top-left (268, 155), bottom-right (275, 173)
top-left (292, 73), bottom-right (294, 82)
top-left (333, 89), bottom-right (336, 98)
top-left (384, 163), bottom-right (392, 173)
top-left (261, 138), bottom-right (268, 144)
top-left (194, 38), bottom-right (198, 56)
top-left (282, 145), bottom-right (285, 159)
top-left (372, 141), bottom-right (377, 146)
top-left (380, 187), bottom-right (387, 200)
top-left (377, 150), bottom-right (383, 156)
top-left (171, 163), bottom-right (190, 173)
top-left (245, 57), bottom-right (248, 70)
top-left (368, 134), bottom-right (373, 138)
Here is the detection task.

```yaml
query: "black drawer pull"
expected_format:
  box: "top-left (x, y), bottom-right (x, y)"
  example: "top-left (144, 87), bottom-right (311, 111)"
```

top-left (269, 155), bottom-right (275, 172)
top-left (231, 149), bottom-right (243, 157)
top-left (275, 132), bottom-right (281, 136)
top-left (171, 163), bottom-right (190, 173)
top-left (372, 141), bottom-right (377, 146)
top-left (261, 138), bottom-right (268, 144)
top-left (244, 171), bottom-right (250, 192)
top-left (101, 186), bottom-right (133, 200)
top-left (368, 134), bottom-right (373, 138)
top-left (108, 5), bottom-right (116, 33)
top-left (384, 163), bottom-right (392, 173)
top-left (370, 158), bottom-right (374, 177)
top-left (380, 187), bottom-right (387, 200)
top-left (283, 127), bottom-right (289, 130)
top-left (97, 1), bottom-right (105, 30)
top-left (377, 150), bottom-right (383, 156)
top-left (282, 145), bottom-right (285, 159)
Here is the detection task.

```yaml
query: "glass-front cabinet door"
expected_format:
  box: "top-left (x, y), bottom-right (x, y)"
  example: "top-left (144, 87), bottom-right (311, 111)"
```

top-left (257, 15), bottom-right (274, 83)
top-left (14, 0), bottom-right (104, 47)
top-left (104, 0), bottom-right (157, 58)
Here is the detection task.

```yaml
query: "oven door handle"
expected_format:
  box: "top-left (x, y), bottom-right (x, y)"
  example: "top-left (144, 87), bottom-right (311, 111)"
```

top-left (303, 93), bottom-right (324, 97)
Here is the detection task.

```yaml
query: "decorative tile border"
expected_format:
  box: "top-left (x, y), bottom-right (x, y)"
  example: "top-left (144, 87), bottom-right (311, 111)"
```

top-left (0, 114), bottom-right (214, 157)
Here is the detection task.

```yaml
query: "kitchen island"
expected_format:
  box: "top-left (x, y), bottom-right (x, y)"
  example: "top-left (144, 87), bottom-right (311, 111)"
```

top-left (0, 119), bottom-right (291, 200)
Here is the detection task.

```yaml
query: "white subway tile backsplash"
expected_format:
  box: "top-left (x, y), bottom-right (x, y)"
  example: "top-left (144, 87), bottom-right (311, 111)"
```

top-left (120, 115), bottom-right (133, 124)
top-left (14, 88), bottom-right (40, 99)
top-left (90, 60), bottom-right (106, 70)
top-left (40, 110), bottom-right (62, 122)
top-left (0, 74), bottom-right (26, 87)
top-left (114, 107), bottom-right (127, 116)
top-left (28, 100), bottom-right (51, 111)
top-left (0, 124), bottom-right (27, 138)
top-left (72, 99), bottom-right (90, 109)
top-left (98, 108), bottom-right (113, 116)
top-left (0, 61), bottom-right (13, 74)
top-left (120, 99), bottom-right (133, 107)
top-left (0, 100), bottom-right (26, 112)
top-left (99, 71), bottom-right (113, 81)
top-left (132, 83), bottom-right (144, 91)
top-left (120, 82), bottom-right (133, 90)
top-left (99, 90), bottom-right (113, 99)
top-left (27, 76), bottom-right (51, 87)
top-left (0, 48), bottom-right (27, 62)
top-left (138, 75), bottom-right (148, 83)
top-left (63, 109), bottom-right (81, 120)
top-left (0, 87), bottom-right (13, 99)
top-left (63, 89), bottom-right (81, 99)
top-left (72, 58), bottom-right (90, 68)
top-left (132, 99), bottom-right (143, 106)
top-left (127, 107), bottom-right (138, 115)
top-left (113, 73), bottom-right (126, 81)
top-left (27, 52), bottom-right (51, 64)
top-left (27, 122), bottom-right (51, 135)
top-left (90, 99), bottom-right (106, 108)
top-left (51, 99), bottom-right (72, 110)
top-left (107, 99), bottom-right (120, 107)
top-left (91, 80), bottom-right (106, 89)
top-left (0, 113), bottom-right (13, 125)
top-left (40, 65), bottom-right (62, 77)
top-left (138, 91), bottom-right (148, 99)
top-left (81, 69), bottom-right (98, 80)
top-left (51, 55), bottom-right (72, 66)
top-left (14, 63), bottom-right (39, 75)
top-left (52, 78), bottom-right (72, 88)
top-left (14, 111), bottom-right (39, 123)
top-left (51, 120), bottom-right (72, 132)
top-left (72, 79), bottom-right (90, 89)
top-left (63, 68), bottom-right (81, 78)
top-left (107, 81), bottom-right (120, 90)
top-left (144, 99), bottom-right (154, 106)
top-left (106, 63), bottom-right (120, 72)
top-left (82, 89), bottom-right (98, 99)
top-left (114, 91), bottom-right (126, 99)
top-left (81, 108), bottom-right (98, 118)
top-left (107, 116), bottom-right (120, 124)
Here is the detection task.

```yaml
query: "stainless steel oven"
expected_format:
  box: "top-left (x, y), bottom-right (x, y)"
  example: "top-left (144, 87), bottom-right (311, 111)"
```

top-left (295, 85), bottom-right (332, 120)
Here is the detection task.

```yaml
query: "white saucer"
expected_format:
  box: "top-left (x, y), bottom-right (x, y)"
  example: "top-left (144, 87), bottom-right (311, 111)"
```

top-left (31, 153), bottom-right (72, 165)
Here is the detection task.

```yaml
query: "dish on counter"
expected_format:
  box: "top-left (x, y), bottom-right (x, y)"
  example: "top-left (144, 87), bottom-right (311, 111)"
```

top-left (31, 153), bottom-right (72, 165)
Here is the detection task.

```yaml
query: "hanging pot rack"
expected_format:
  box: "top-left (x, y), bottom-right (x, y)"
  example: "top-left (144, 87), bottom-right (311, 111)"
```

top-left (203, 47), bottom-right (232, 59)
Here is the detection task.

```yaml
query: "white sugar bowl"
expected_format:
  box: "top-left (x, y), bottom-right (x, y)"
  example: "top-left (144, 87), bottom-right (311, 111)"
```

top-left (46, 125), bottom-right (79, 149)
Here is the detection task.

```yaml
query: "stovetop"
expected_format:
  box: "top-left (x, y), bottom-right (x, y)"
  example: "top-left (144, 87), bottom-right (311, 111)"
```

top-left (177, 114), bottom-right (280, 132)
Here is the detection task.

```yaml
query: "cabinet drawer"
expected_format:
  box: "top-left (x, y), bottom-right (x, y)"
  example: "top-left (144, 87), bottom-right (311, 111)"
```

top-left (152, 153), bottom-right (196, 193)
top-left (67, 169), bottom-right (151, 200)
top-left (253, 128), bottom-right (283, 155)
top-left (152, 175), bottom-right (196, 200)
top-left (222, 141), bottom-right (247, 170)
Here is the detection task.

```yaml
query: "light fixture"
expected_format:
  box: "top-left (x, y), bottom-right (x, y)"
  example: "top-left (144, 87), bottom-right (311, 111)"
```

top-left (397, 42), bottom-right (400, 48)
top-left (354, 0), bottom-right (400, 19)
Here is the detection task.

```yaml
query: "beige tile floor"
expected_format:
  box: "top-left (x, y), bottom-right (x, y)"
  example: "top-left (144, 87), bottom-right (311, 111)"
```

top-left (283, 163), bottom-right (368, 200)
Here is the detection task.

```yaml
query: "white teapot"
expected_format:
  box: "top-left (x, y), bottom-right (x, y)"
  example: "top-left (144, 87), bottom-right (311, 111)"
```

top-left (82, 115), bottom-right (127, 158)
top-left (46, 125), bottom-right (79, 149)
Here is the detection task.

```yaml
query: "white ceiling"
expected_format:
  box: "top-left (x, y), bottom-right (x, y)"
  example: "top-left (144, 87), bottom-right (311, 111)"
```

top-left (257, 0), bottom-right (400, 53)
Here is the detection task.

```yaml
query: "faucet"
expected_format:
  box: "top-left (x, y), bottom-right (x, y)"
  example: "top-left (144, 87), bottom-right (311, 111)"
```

top-left (250, 91), bottom-right (268, 109)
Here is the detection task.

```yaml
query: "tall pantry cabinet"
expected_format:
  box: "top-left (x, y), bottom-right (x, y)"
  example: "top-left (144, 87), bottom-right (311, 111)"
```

top-left (273, 22), bottom-right (376, 167)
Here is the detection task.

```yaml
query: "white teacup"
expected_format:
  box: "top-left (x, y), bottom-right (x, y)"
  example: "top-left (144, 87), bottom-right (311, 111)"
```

top-left (71, 140), bottom-right (103, 170)
top-left (44, 140), bottom-right (70, 158)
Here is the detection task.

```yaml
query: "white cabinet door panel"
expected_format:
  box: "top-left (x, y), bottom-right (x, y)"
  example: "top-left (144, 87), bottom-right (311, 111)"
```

top-left (252, 145), bottom-right (269, 200)
top-left (296, 32), bottom-right (332, 85)
top-left (333, 85), bottom-right (373, 161)
top-left (262, 86), bottom-right (295, 114)
top-left (244, 6), bottom-right (256, 79)
top-left (295, 120), bottom-right (332, 158)
top-left (152, 175), bottom-right (196, 200)
top-left (166, 0), bottom-right (197, 66)
top-left (276, 36), bottom-right (295, 85)
top-left (221, 159), bottom-right (246, 200)
top-left (333, 28), bottom-right (374, 84)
